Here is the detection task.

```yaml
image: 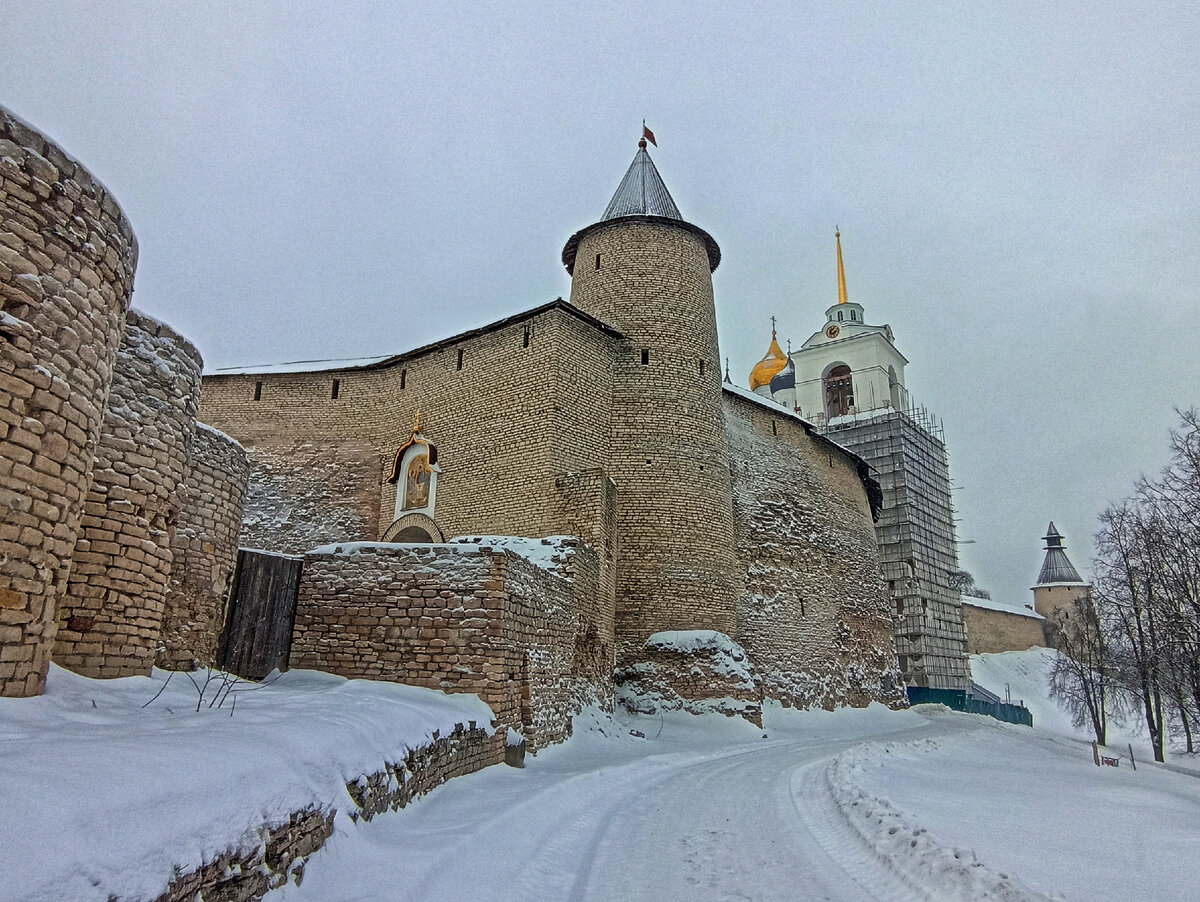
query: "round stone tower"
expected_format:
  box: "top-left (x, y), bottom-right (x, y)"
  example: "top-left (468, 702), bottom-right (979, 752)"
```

top-left (562, 138), bottom-right (739, 662)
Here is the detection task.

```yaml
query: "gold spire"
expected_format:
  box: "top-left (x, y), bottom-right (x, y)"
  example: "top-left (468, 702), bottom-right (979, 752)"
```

top-left (836, 227), bottom-right (848, 305)
top-left (749, 319), bottom-right (789, 390)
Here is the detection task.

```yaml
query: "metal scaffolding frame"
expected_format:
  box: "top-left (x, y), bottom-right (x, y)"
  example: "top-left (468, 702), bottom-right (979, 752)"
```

top-left (821, 403), bottom-right (970, 691)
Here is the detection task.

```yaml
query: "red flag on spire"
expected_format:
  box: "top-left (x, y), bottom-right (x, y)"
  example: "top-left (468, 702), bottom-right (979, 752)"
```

top-left (642, 124), bottom-right (657, 147)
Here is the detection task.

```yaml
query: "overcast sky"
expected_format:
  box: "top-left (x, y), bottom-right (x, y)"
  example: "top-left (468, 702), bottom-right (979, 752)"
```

top-left (4, 2), bottom-right (1198, 606)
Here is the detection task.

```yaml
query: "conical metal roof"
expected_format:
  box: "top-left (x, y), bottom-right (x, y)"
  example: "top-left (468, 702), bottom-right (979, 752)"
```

top-left (601, 146), bottom-right (682, 221)
top-left (561, 139), bottom-right (720, 275)
top-left (1035, 521), bottom-right (1085, 586)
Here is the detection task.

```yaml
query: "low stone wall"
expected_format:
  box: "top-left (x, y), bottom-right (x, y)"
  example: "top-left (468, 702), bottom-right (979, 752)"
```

top-left (615, 630), bottom-right (764, 727)
top-left (962, 602), bottom-right (1046, 655)
top-left (0, 104), bottom-right (137, 697)
top-left (157, 424), bottom-right (250, 670)
top-left (54, 310), bottom-right (203, 678)
top-left (290, 538), bottom-right (609, 749)
top-left (155, 723), bottom-right (502, 902)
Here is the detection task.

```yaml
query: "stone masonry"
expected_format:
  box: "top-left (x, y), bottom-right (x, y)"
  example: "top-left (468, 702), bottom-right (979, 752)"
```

top-left (0, 104), bottom-right (137, 697)
top-left (157, 423), bottom-right (250, 670)
top-left (566, 218), bottom-right (741, 662)
top-left (53, 310), bottom-right (203, 678)
top-left (962, 600), bottom-right (1046, 655)
top-left (725, 391), bottom-right (905, 709)
top-left (289, 538), bottom-right (609, 750)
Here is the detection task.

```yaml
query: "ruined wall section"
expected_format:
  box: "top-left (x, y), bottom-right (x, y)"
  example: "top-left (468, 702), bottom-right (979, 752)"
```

top-left (199, 305), bottom-right (619, 555)
top-left (0, 106), bottom-right (137, 696)
top-left (53, 311), bottom-right (202, 678)
top-left (290, 539), bottom-right (608, 749)
top-left (723, 392), bottom-right (904, 709)
top-left (157, 424), bottom-right (250, 670)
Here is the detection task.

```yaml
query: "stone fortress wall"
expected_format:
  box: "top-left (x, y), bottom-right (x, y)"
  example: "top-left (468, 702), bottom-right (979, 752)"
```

top-left (724, 391), bottom-right (904, 708)
top-left (0, 105), bottom-right (249, 695)
top-left (0, 105), bottom-right (137, 696)
top-left (52, 310), bottom-right (203, 677)
top-left (157, 423), bottom-right (250, 670)
top-left (962, 600), bottom-right (1045, 656)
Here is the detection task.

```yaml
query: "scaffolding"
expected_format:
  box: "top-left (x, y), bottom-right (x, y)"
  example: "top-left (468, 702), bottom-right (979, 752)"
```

top-left (820, 402), bottom-right (970, 691)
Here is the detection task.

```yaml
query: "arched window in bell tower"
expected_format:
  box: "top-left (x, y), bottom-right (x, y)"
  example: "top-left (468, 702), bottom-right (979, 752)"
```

top-left (825, 364), bottom-right (855, 418)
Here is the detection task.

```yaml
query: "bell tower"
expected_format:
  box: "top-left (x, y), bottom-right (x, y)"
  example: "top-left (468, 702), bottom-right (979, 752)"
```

top-left (562, 134), bottom-right (738, 662)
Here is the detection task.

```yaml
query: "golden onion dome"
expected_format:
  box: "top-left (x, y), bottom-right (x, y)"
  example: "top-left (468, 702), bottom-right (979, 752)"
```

top-left (749, 330), bottom-right (789, 390)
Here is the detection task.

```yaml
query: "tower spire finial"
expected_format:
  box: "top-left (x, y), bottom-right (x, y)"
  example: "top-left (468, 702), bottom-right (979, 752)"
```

top-left (836, 227), bottom-right (848, 305)
top-left (770, 314), bottom-right (777, 337)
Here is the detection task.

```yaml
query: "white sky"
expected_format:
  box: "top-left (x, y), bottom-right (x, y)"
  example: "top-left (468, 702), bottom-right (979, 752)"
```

top-left (3, 1), bottom-right (1197, 605)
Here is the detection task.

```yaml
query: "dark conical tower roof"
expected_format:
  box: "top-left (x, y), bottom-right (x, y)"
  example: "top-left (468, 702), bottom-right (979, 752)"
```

top-left (1035, 521), bottom-right (1086, 586)
top-left (562, 137), bottom-right (720, 275)
top-left (601, 144), bottom-right (682, 220)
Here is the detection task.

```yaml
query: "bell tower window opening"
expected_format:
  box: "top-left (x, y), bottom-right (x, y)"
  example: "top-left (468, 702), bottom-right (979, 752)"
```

top-left (850, 310), bottom-right (857, 321)
top-left (825, 364), bottom-right (854, 418)
top-left (837, 311), bottom-right (844, 322)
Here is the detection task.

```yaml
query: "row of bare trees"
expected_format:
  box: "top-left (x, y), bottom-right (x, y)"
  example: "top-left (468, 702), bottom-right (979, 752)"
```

top-left (1049, 409), bottom-right (1200, 761)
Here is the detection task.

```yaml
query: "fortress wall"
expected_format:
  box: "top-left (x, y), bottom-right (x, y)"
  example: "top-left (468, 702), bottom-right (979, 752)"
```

top-left (199, 305), bottom-right (619, 554)
top-left (53, 311), bottom-right (203, 678)
top-left (0, 106), bottom-right (137, 696)
top-left (290, 540), bottom-right (606, 750)
top-left (962, 603), bottom-right (1045, 655)
top-left (157, 424), bottom-right (250, 670)
top-left (723, 393), bottom-right (904, 709)
top-left (569, 221), bottom-right (740, 661)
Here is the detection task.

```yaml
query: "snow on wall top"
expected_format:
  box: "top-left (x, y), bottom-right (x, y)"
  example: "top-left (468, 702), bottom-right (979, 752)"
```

top-left (645, 630), bottom-right (756, 682)
top-left (961, 596), bottom-right (1044, 619)
top-left (306, 536), bottom-right (576, 575)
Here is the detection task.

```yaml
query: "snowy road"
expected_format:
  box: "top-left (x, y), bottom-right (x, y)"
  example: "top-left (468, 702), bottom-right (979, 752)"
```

top-left (278, 707), bottom-right (982, 902)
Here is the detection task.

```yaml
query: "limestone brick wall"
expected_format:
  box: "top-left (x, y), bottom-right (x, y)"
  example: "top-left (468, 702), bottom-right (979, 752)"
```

top-left (289, 539), bottom-right (608, 749)
top-left (962, 602), bottom-right (1046, 655)
top-left (198, 303), bottom-right (618, 554)
top-left (53, 310), bottom-right (203, 678)
top-left (0, 105), bottom-right (138, 696)
top-left (156, 724), bottom-right (502, 902)
top-left (568, 219), bottom-right (740, 661)
top-left (157, 423), bottom-right (250, 670)
top-left (724, 392), bottom-right (905, 709)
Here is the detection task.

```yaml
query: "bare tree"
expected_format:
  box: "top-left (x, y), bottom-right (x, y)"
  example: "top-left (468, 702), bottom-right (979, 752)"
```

top-left (1046, 591), bottom-right (1109, 746)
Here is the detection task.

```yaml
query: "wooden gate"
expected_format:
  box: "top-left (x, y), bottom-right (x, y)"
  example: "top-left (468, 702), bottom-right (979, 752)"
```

top-left (217, 549), bottom-right (304, 680)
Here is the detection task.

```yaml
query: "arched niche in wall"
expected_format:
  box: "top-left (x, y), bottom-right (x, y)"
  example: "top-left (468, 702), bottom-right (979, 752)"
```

top-left (381, 512), bottom-right (445, 544)
top-left (387, 420), bottom-right (441, 521)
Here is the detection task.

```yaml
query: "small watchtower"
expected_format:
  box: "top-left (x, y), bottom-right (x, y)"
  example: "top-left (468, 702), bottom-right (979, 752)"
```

top-left (1032, 522), bottom-right (1090, 629)
top-left (562, 130), bottom-right (738, 662)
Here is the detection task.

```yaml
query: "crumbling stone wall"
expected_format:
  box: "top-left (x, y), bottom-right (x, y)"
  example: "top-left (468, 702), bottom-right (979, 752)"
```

top-left (157, 423), bottom-right (250, 670)
top-left (156, 723), bottom-right (502, 902)
top-left (615, 630), bottom-right (764, 726)
top-left (724, 392), bottom-right (905, 710)
top-left (53, 310), bottom-right (203, 678)
top-left (0, 105), bottom-right (137, 696)
top-left (289, 539), bottom-right (609, 749)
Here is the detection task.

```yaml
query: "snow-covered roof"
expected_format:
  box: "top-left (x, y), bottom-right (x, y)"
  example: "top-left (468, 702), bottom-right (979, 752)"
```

top-left (961, 596), bottom-right (1044, 619)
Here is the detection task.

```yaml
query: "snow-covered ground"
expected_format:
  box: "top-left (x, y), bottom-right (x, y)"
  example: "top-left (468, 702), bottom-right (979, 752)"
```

top-left (0, 665), bottom-right (493, 902)
top-left (3, 650), bottom-right (1199, 901)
